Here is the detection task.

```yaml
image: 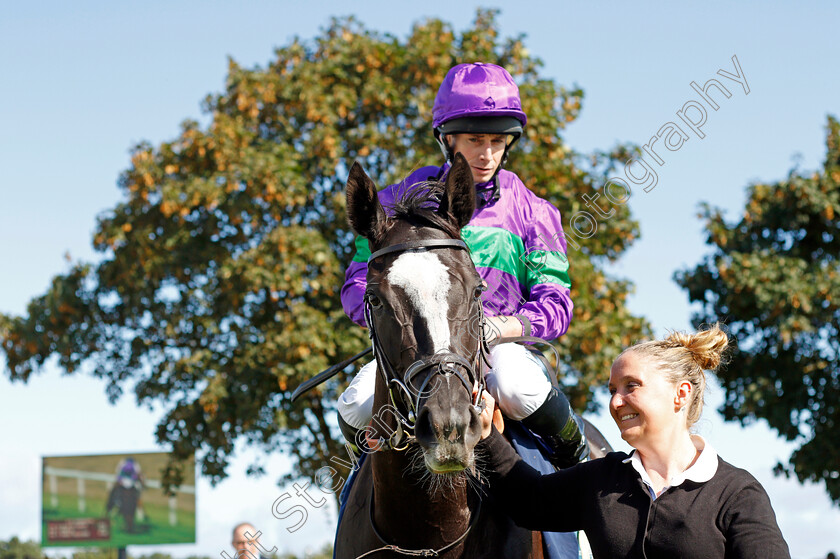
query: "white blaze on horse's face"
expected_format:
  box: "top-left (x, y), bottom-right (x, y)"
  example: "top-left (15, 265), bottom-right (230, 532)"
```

top-left (387, 250), bottom-right (452, 353)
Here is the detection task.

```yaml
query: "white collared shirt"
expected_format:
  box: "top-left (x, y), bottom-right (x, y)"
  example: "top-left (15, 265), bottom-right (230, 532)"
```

top-left (622, 435), bottom-right (719, 500)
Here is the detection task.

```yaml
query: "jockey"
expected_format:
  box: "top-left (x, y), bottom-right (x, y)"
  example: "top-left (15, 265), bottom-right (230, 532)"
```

top-left (338, 62), bottom-right (587, 468)
top-left (116, 457), bottom-right (143, 489)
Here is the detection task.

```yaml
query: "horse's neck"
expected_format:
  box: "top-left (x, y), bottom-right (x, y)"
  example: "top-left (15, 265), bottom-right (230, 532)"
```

top-left (368, 384), bottom-right (474, 549)
top-left (370, 450), bottom-right (473, 549)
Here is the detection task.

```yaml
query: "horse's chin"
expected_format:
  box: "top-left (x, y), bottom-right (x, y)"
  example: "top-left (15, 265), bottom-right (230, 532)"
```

top-left (425, 460), bottom-right (467, 475)
top-left (421, 445), bottom-right (474, 475)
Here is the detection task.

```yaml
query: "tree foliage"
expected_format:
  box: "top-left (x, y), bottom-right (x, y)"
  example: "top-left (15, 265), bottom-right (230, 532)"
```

top-left (676, 115), bottom-right (840, 504)
top-left (0, 537), bottom-right (41, 559)
top-left (0, 10), bottom-right (648, 486)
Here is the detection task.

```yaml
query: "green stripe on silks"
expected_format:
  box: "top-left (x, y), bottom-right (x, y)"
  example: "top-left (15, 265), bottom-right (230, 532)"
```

top-left (462, 226), bottom-right (527, 284)
top-left (352, 226), bottom-right (570, 290)
top-left (352, 236), bottom-right (372, 263)
top-left (522, 250), bottom-right (571, 290)
top-left (462, 226), bottom-right (571, 289)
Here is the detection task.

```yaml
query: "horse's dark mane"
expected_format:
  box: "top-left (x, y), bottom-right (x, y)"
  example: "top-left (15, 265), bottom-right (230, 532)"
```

top-left (386, 181), bottom-right (462, 240)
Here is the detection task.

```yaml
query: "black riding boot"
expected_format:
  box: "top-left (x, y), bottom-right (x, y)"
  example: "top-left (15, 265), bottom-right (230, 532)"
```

top-left (338, 413), bottom-right (365, 457)
top-left (520, 387), bottom-right (589, 469)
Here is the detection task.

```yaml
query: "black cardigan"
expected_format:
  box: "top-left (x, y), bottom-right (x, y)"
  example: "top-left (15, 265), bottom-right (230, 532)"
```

top-left (479, 428), bottom-right (790, 559)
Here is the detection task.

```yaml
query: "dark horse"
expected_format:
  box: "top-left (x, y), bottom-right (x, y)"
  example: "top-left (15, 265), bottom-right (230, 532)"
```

top-left (335, 154), bottom-right (610, 559)
top-left (106, 482), bottom-right (141, 533)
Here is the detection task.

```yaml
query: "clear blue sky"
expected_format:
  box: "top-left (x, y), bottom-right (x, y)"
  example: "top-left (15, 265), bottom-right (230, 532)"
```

top-left (2, 2), bottom-right (839, 557)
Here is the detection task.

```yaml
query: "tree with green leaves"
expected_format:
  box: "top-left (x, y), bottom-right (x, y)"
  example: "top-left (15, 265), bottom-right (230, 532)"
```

top-left (677, 115), bottom-right (840, 504)
top-left (0, 9), bottom-right (648, 488)
top-left (0, 537), bottom-right (41, 559)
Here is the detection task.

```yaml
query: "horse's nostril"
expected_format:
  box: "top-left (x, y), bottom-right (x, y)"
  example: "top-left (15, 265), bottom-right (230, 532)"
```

top-left (415, 408), bottom-right (433, 441)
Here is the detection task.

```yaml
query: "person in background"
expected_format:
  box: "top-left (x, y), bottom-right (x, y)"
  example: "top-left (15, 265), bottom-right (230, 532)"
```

top-left (477, 323), bottom-right (791, 558)
top-left (227, 522), bottom-right (276, 559)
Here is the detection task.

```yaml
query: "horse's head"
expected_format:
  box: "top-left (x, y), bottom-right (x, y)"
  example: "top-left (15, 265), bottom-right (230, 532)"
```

top-left (346, 154), bottom-right (486, 475)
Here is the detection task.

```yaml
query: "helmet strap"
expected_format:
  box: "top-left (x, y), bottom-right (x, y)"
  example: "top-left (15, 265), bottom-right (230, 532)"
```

top-left (486, 141), bottom-right (516, 202)
top-left (437, 133), bottom-right (455, 162)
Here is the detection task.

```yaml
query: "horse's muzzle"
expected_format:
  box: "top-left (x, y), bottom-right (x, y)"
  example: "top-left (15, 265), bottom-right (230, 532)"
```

top-left (414, 382), bottom-right (482, 473)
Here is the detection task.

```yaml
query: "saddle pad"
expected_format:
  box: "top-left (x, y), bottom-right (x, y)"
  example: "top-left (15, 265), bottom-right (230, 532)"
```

top-left (337, 450), bottom-right (364, 506)
top-left (506, 420), bottom-right (582, 559)
top-left (333, 451), bottom-right (365, 558)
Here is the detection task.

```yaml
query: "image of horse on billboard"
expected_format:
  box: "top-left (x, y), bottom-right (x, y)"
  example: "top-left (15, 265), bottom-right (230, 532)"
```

top-left (41, 451), bottom-right (196, 548)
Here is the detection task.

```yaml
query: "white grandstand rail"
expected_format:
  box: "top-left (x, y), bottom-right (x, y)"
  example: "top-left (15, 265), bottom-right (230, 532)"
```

top-left (43, 467), bottom-right (196, 492)
top-left (44, 466), bottom-right (195, 526)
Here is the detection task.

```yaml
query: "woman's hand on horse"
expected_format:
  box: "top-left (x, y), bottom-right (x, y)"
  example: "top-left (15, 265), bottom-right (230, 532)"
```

top-left (479, 391), bottom-right (497, 439)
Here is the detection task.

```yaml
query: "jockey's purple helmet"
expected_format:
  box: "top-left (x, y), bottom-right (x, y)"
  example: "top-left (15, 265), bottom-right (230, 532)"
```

top-left (432, 63), bottom-right (527, 138)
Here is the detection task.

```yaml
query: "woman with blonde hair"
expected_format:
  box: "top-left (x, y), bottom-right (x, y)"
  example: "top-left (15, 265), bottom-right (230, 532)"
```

top-left (478, 323), bottom-right (790, 558)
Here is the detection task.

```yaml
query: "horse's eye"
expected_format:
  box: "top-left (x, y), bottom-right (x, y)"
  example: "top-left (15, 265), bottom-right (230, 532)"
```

top-left (366, 293), bottom-right (383, 309)
top-left (474, 284), bottom-right (487, 300)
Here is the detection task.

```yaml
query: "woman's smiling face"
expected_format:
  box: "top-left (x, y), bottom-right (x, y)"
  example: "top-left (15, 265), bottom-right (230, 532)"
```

top-left (608, 351), bottom-right (683, 448)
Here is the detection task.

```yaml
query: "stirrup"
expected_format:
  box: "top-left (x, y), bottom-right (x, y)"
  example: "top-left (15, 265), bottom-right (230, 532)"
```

top-left (521, 387), bottom-right (589, 469)
top-left (337, 414), bottom-right (366, 457)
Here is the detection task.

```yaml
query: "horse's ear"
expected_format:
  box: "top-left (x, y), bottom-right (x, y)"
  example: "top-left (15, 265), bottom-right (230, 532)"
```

top-left (346, 161), bottom-right (385, 240)
top-left (437, 152), bottom-right (476, 229)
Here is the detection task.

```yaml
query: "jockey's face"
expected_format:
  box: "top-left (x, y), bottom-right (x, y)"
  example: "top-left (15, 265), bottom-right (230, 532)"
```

top-left (447, 133), bottom-right (509, 184)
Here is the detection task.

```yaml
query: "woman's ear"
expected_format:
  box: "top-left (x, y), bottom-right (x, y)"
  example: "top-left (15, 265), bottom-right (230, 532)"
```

top-left (675, 381), bottom-right (692, 412)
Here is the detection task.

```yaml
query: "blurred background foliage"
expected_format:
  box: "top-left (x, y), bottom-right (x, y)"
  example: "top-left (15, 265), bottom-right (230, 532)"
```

top-left (677, 115), bottom-right (840, 503)
top-left (0, 9), bottom-right (649, 488)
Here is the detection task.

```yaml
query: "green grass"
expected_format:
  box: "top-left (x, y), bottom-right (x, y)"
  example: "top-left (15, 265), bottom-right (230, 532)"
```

top-left (42, 493), bottom-right (195, 548)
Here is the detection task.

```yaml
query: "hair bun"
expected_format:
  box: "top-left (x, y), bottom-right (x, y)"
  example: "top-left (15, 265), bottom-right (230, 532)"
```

top-left (664, 323), bottom-right (729, 371)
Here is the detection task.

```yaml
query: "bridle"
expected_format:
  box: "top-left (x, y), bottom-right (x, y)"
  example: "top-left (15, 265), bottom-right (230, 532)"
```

top-left (363, 238), bottom-right (492, 451)
top-left (359, 236), bottom-right (490, 558)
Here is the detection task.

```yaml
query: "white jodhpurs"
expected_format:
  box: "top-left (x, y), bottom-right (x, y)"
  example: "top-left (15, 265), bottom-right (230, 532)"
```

top-left (485, 342), bottom-right (553, 421)
top-left (336, 359), bottom-right (378, 430)
top-left (336, 342), bottom-right (553, 429)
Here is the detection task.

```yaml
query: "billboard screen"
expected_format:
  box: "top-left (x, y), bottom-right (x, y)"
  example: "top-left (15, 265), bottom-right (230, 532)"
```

top-left (42, 452), bottom-right (195, 548)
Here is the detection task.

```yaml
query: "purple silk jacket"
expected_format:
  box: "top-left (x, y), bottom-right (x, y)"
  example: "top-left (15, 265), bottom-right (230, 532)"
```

top-left (341, 165), bottom-right (573, 341)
